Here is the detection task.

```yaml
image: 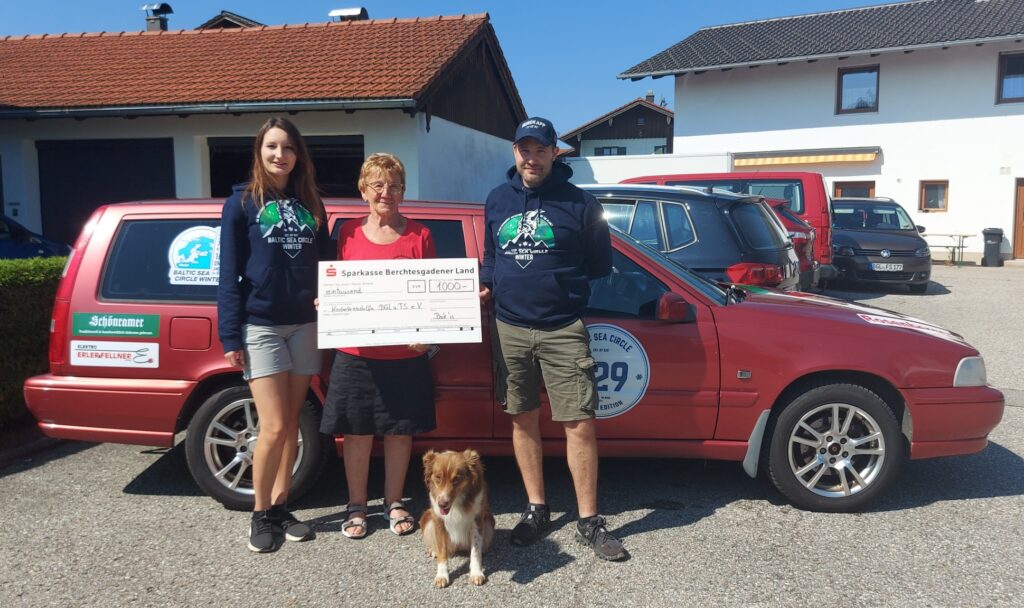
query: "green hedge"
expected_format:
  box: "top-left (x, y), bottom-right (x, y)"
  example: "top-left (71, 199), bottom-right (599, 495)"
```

top-left (0, 256), bottom-right (66, 429)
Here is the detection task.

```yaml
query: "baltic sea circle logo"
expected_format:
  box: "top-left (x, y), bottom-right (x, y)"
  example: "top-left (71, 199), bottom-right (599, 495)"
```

top-left (586, 324), bottom-right (650, 419)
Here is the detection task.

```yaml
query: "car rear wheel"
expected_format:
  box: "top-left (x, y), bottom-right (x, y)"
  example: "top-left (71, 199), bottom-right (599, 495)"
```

top-left (766, 383), bottom-right (904, 512)
top-left (184, 385), bottom-right (328, 510)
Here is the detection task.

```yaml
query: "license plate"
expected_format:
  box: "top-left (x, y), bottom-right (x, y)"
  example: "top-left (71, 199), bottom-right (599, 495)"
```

top-left (870, 263), bottom-right (904, 271)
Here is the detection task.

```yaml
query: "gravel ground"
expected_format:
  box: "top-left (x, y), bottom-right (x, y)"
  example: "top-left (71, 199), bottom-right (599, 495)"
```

top-left (1, 264), bottom-right (1021, 608)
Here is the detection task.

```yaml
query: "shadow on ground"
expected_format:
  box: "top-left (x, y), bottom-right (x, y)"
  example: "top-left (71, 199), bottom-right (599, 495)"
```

top-left (822, 278), bottom-right (951, 301)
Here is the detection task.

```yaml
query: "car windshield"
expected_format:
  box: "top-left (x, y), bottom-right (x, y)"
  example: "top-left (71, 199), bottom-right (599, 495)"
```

top-left (610, 226), bottom-right (727, 304)
top-left (832, 202), bottom-right (915, 231)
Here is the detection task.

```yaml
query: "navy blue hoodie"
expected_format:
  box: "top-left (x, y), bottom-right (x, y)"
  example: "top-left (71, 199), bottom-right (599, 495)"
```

top-left (481, 162), bottom-right (612, 328)
top-left (217, 185), bottom-right (332, 353)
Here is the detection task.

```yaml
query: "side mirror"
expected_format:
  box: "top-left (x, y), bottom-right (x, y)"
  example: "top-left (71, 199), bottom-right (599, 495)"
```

top-left (916, 225), bottom-right (925, 233)
top-left (656, 292), bottom-right (696, 323)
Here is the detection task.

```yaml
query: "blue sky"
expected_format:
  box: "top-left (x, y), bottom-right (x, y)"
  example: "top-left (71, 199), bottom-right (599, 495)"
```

top-left (1, 0), bottom-right (885, 135)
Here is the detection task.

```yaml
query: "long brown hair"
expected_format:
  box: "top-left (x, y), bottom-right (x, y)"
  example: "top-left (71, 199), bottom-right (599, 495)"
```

top-left (244, 117), bottom-right (325, 227)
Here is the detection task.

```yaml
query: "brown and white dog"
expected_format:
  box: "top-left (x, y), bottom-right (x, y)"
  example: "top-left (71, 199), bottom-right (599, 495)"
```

top-left (420, 449), bottom-right (495, 587)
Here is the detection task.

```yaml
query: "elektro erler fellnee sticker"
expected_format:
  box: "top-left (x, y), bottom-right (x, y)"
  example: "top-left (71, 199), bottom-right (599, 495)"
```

top-left (70, 341), bottom-right (160, 368)
top-left (586, 324), bottom-right (650, 419)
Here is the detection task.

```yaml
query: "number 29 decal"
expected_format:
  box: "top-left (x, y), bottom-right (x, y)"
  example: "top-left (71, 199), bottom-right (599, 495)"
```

top-left (586, 324), bottom-right (650, 419)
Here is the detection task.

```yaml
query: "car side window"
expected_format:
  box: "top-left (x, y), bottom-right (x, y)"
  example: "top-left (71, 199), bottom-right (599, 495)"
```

top-left (599, 202), bottom-right (635, 233)
top-left (330, 218), bottom-right (467, 258)
top-left (101, 219), bottom-right (220, 302)
top-left (630, 200), bottom-right (663, 250)
top-left (662, 201), bottom-right (696, 250)
top-left (587, 249), bottom-right (668, 319)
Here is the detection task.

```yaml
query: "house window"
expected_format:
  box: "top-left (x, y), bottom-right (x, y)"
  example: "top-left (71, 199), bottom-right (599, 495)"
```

top-left (834, 181), bottom-right (875, 198)
top-left (636, 117), bottom-right (646, 127)
top-left (919, 180), bottom-right (948, 212)
top-left (654, 145), bottom-right (668, 154)
top-left (998, 52), bottom-right (1024, 103)
top-left (836, 65), bottom-right (879, 114)
top-left (594, 147), bottom-right (627, 156)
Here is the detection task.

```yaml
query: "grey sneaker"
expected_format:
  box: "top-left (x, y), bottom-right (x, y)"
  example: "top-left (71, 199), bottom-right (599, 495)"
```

top-left (575, 516), bottom-right (627, 561)
top-left (270, 504), bottom-right (313, 542)
top-left (510, 503), bottom-right (550, 546)
top-left (248, 510), bottom-right (279, 553)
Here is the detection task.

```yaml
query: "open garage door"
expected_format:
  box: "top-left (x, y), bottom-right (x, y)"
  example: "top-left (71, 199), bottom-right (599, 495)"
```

top-left (37, 139), bottom-right (176, 245)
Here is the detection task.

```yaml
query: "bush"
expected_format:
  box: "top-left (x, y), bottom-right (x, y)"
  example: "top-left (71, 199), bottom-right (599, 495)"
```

top-left (0, 256), bottom-right (66, 429)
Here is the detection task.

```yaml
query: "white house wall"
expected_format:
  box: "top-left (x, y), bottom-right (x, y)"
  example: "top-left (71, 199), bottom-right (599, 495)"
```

top-left (671, 40), bottom-right (1024, 256)
top-left (0, 110), bottom-right (422, 232)
top-left (414, 115), bottom-right (513, 202)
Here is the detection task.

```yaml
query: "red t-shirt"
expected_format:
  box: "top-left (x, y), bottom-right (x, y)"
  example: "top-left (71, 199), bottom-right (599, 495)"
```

top-left (336, 218), bottom-right (437, 359)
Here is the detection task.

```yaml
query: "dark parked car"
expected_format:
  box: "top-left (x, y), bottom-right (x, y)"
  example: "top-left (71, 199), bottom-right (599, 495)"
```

top-left (0, 213), bottom-right (71, 259)
top-left (830, 197), bottom-right (931, 293)
top-left (581, 185), bottom-right (799, 290)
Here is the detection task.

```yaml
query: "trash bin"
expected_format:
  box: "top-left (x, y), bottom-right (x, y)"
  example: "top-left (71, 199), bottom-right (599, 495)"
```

top-left (982, 228), bottom-right (1004, 267)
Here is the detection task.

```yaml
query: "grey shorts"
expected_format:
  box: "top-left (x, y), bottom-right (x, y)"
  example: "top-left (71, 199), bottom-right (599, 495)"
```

top-left (242, 322), bottom-right (320, 381)
top-left (495, 318), bottom-right (597, 422)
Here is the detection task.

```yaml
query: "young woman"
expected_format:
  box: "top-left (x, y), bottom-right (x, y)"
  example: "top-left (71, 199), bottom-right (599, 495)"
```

top-left (217, 117), bottom-right (332, 553)
top-left (321, 153), bottom-right (437, 539)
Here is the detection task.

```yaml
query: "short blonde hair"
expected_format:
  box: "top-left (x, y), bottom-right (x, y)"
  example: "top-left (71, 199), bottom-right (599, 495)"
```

top-left (358, 153), bottom-right (406, 192)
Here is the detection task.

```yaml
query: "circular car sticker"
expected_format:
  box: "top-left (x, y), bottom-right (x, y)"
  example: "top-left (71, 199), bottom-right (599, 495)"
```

top-left (168, 226), bottom-right (220, 285)
top-left (586, 324), bottom-right (650, 419)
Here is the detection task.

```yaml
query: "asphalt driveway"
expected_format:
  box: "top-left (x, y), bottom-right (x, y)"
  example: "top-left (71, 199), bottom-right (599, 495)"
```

top-left (1, 264), bottom-right (1021, 608)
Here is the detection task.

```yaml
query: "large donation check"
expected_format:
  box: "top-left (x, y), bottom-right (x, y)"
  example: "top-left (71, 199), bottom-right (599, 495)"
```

top-left (317, 258), bottom-right (482, 349)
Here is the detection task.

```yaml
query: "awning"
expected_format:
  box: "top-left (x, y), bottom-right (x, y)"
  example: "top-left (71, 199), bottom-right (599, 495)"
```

top-left (733, 146), bottom-right (880, 167)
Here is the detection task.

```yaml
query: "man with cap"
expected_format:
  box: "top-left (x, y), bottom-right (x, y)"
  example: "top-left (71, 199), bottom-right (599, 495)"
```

top-left (480, 117), bottom-right (626, 561)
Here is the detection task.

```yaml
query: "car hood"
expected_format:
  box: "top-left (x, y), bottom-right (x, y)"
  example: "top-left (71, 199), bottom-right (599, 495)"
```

top-left (832, 228), bottom-right (926, 250)
top-left (736, 287), bottom-right (970, 347)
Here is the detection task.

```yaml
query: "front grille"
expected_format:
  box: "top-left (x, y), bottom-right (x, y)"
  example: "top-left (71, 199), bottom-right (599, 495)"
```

top-left (853, 248), bottom-right (917, 257)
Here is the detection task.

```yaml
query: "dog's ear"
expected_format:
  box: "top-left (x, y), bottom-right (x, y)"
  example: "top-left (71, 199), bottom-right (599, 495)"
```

top-left (422, 450), bottom-right (437, 486)
top-left (462, 448), bottom-right (484, 477)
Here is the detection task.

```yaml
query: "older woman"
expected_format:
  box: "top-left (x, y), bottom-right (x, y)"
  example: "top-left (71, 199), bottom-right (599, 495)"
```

top-left (321, 153), bottom-right (436, 539)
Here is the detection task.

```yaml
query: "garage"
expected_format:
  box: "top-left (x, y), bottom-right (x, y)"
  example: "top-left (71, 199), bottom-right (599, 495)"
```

top-left (36, 139), bottom-right (176, 245)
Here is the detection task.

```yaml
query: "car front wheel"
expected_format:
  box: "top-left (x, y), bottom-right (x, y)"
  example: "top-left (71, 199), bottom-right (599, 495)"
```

top-left (766, 383), bottom-right (904, 512)
top-left (184, 385), bottom-right (328, 510)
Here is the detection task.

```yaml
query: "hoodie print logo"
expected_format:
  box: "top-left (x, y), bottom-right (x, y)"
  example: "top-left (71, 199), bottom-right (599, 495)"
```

top-left (258, 200), bottom-right (317, 259)
top-left (497, 209), bottom-right (556, 268)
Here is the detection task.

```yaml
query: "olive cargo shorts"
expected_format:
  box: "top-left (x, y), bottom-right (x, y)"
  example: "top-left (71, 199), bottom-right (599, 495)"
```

top-left (494, 318), bottom-right (598, 422)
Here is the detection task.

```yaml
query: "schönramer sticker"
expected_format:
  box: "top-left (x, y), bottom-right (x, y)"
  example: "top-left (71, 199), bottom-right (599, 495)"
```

top-left (168, 225), bottom-right (220, 285)
top-left (586, 324), bottom-right (650, 418)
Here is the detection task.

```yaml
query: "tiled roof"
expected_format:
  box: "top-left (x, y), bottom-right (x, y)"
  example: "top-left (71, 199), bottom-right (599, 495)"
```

top-left (621, 0), bottom-right (1024, 79)
top-left (0, 14), bottom-right (499, 111)
top-left (560, 98), bottom-right (673, 140)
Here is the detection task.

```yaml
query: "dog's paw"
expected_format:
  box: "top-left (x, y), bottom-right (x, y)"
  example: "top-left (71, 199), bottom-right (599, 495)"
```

top-left (433, 576), bottom-right (450, 589)
top-left (469, 574), bottom-right (487, 586)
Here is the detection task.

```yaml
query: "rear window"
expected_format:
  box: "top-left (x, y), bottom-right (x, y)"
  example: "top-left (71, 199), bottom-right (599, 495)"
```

top-left (667, 179), bottom-right (805, 214)
top-left (730, 202), bottom-right (790, 250)
top-left (102, 219), bottom-right (219, 302)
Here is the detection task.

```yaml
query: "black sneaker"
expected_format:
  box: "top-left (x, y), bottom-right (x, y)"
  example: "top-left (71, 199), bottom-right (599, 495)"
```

top-left (510, 503), bottom-right (550, 546)
top-left (269, 504), bottom-right (314, 542)
top-left (575, 516), bottom-right (627, 561)
top-left (248, 510), bottom-right (279, 553)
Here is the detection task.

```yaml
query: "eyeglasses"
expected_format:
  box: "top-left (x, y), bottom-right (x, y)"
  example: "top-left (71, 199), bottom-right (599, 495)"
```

top-left (367, 182), bottom-right (405, 195)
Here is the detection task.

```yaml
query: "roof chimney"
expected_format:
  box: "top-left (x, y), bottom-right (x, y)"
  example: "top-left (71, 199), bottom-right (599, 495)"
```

top-left (645, 90), bottom-right (655, 103)
top-left (329, 7), bottom-right (370, 22)
top-left (140, 3), bottom-right (173, 32)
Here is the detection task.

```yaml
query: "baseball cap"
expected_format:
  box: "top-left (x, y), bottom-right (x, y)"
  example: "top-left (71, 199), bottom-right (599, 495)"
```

top-left (513, 117), bottom-right (557, 147)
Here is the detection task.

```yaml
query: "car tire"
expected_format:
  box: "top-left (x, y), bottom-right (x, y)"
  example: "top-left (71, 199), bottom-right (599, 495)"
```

top-left (908, 283), bottom-right (928, 294)
top-left (766, 383), bottom-right (904, 512)
top-left (184, 385), bottom-right (329, 511)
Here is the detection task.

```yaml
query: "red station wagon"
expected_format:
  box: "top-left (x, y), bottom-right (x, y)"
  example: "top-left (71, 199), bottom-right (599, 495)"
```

top-left (24, 198), bottom-right (1004, 513)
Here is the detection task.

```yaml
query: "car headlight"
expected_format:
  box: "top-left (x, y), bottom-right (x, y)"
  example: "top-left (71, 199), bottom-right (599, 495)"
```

top-left (833, 245), bottom-right (855, 257)
top-left (914, 246), bottom-right (931, 258)
top-left (953, 356), bottom-right (987, 387)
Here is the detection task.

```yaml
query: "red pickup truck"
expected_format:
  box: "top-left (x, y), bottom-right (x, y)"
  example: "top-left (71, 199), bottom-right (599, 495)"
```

top-left (621, 172), bottom-right (838, 290)
top-left (24, 197), bottom-right (1002, 514)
